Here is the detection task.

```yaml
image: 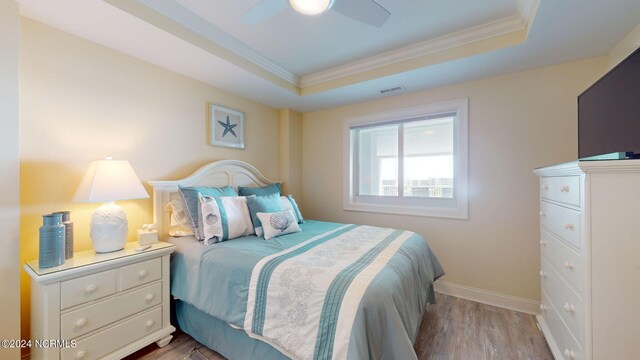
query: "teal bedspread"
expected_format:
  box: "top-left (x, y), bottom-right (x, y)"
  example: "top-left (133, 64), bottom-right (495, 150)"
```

top-left (170, 220), bottom-right (444, 360)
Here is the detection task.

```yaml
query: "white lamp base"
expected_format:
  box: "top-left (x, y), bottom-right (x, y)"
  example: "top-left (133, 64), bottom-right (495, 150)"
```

top-left (90, 201), bottom-right (128, 253)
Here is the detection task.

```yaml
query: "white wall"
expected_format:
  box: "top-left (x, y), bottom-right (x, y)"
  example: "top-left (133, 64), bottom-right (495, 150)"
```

top-left (302, 57), bottom-right (608, 303)
top-left (0, 0), bottom-right (21, 359)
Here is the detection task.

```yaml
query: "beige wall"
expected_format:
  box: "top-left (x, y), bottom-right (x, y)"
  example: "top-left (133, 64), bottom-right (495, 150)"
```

top-left (605, 23), bottom-right (640, 71)
top-left (302, 57), bottom-right (608, 301)
top-left (279, 109), bottom-right (303, 200)
top-left (0, 1), bottom-right (21, 359)
top-left (19, 18), bottom-right (281, 341)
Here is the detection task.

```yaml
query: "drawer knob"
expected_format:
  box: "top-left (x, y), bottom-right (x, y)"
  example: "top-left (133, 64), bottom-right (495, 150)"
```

top-left (560, 185), bottom-right (570, 193)
top-left (146, 293), bottom-right (155, 303)
top-left (539, 270), bottom-right (547, 278)
top-left (539, 240), bottom-right (546, 246)
top-left (563, 302), bottom-right (575, 313)
top-left (146, 320), bottom-right (155, 329)
top-left (138, 269), bottom-right (149, 279)
top-left (84, 284), bottom-right (97, 295)
top-left (539, 304), bottom-right (547, 312)
top-left (563, 261), bottom-right (574, 270)
top-left (564, 349), bottom-right (575, 359)
top-left (75, 350), bottom-right (87, 359)
top-left (564, 223), bottom-right (575, 231)
top-left (539, 211), bottom-right (545, 217)
top-left (76, 318), bottom-right (87, 328)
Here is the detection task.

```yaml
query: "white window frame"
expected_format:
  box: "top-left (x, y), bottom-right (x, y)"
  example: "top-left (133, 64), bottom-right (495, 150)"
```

top-left (343, 98), bottom-right (469, 219)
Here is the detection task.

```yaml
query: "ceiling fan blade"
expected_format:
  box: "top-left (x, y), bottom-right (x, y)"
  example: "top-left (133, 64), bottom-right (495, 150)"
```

top-left (332, 0), bottom-right (391, 27)
top-left (241, 0), bottom-right (289, 25)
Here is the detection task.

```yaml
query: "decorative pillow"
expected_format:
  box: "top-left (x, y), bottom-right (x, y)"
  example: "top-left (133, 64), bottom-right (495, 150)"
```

top-left (238, 183), bottom-right (281, 197)
top-left (256, 209), bottom-right (302, 240)
top-left (165, 199), bottom-right (194, 236)
top-left (179, 185), bottom-right (239, 240)
top-left (280, 195), bottom-right (304, 224)
top-left (246, 194), bottom-right (284, 237)
top-left (198, 194), bottom-right (254, 245)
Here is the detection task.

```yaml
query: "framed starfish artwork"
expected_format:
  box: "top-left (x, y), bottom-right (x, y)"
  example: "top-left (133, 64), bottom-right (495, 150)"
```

top-left (209, 104), bottom-right (245, 149)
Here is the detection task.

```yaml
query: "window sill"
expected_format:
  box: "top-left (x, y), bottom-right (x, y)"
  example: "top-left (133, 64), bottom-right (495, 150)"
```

top-left (343, 200), bottom-right (468, 219)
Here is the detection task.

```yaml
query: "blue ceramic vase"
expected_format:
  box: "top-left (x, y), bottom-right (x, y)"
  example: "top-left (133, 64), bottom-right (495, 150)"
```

top-left (39, 213), bottom-right (65, 268)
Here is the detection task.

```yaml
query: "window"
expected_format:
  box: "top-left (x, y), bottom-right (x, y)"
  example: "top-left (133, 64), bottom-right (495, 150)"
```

top-left (343, 99), bottom-right (468, 219)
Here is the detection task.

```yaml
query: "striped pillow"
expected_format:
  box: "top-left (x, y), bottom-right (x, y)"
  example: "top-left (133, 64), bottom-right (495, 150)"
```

top-left (198, 194), bottom-right (254, 245)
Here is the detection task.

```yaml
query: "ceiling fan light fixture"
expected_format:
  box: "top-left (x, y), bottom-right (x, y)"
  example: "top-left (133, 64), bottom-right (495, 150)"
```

top-left (289, 0), bottom-right (335, 16)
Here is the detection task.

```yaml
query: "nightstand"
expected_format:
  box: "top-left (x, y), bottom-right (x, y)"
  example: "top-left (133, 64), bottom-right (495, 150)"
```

top-left (24, 242), bottom-right (176, 360)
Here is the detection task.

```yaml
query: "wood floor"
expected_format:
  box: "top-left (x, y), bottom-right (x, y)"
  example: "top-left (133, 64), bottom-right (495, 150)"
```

top-left (124, 294), bottom-right (553, 360)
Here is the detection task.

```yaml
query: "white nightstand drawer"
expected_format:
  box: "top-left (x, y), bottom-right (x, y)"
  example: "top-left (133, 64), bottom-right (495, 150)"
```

top-left (61, 282), bottom-right (162, 339)
top-left (61, 307), bottom-right (162, 360)
top-left (541, 291), bottom-right (583, 360)
top-left (61, 270), bottom-right (117, 309)
top-left (540, 229), bottom-right (584, 293)
top-left (119, 258), bottom-right (161, 291)
top-left (540, 201), bottom-right (581, 250)
top-left (541, 259), bottom-right (584, 343)
top-left (553, 176), bottom-right (581, 207)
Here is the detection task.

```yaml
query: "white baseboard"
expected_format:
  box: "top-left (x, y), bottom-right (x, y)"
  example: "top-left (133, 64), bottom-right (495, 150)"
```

top-left (537, 315), bottom-right (561, 360)
top-left (434, 280), bottom-right (540, 315)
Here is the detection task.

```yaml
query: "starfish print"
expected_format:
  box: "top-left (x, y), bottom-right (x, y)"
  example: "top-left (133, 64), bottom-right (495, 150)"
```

top-left (218, 116), bottom-right (238, 137)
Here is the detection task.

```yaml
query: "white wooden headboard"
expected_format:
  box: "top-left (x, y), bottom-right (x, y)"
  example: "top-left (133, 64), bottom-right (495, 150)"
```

top-left (148, 160), bottom-right (279, 238)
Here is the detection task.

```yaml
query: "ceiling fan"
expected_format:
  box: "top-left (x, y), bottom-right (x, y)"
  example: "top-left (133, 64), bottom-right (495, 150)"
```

top-left (241, 0), bottom-right (391, 27)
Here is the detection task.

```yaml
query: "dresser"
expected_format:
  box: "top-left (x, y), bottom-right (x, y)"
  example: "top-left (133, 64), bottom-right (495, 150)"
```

top-left (534, 160), bottom-right (640, 360)
top-left (24, 242), bottom-right (176, 360)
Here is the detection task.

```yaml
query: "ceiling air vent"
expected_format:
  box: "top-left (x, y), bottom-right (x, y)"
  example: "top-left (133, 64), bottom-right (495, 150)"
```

top-left (379, 86), bottom-right (405, 95)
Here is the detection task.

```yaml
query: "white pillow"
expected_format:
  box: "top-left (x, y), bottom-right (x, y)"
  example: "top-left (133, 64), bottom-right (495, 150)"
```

top-left (166, 199), bottom-right (194, 237)
top-left (257, 209), bottom-right (302, 240)
top-left (198, 194), bottom-right (254, 245)
top-left (280, 195), bottom-right (304, 223)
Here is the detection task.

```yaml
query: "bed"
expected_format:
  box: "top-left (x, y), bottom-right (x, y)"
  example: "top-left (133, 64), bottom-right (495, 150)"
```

top-left (148, 160), bottom-right (444, 360)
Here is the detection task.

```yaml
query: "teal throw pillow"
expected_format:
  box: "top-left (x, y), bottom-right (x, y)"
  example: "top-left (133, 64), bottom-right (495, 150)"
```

top-left (246, 193), bottom-right (284, 237)
top-left (238, 183), bottom-right (281, 196)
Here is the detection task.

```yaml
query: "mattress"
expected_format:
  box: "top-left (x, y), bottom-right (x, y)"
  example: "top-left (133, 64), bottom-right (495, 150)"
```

top-left (169, 220), bottom-right (444, 359)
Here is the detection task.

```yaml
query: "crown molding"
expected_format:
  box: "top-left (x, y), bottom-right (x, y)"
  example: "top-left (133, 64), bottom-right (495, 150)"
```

top-left (300, 0), bottom-right (540, 88)
top-left (300, 15), bottom-right (525, 88)
top-left (107, 0), bottom-right (539, 95)
top-left (137, 0), bottom-right (299, 86)
top-left (518, 0), bottom-right (541, 34)
top-left (105, 0), bottom-right (300, 92)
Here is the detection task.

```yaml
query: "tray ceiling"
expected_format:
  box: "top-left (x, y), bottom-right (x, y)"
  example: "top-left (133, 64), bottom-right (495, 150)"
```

top-left (17, 0), bottom-right (640, 111)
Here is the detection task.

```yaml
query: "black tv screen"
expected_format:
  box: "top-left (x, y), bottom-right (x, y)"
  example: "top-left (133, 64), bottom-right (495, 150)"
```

top-left (578, 47), bottom-right (640, 159)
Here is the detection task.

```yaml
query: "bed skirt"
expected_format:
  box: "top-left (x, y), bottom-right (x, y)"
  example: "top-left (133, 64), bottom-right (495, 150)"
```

top-left (176, 300), bottom-right (288, 360)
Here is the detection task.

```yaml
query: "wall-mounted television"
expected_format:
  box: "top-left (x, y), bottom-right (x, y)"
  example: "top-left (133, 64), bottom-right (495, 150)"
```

top-left (578, 46), bottom-right (640, 160)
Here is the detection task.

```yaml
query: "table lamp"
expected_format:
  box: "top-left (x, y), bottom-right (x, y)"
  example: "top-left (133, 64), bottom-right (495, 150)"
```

top-left (73, 157), bottom-right (149, 253)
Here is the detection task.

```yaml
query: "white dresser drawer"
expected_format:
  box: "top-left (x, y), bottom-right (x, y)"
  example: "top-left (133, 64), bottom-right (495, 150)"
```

top-left (540, 201), bottom-right (581, 250)
top-left (61, 307), bottom-right (162, 360)
top-left (541, 291), bottom-right (583, 360)
top-left (540, 177), bottom-right (554, 201)
top-left (61, 270), bottom-right (117, 309)
top-left (119, 258), bottom-right (161, 291)
top-left (553, 176), bottom-right (581, 207)
top-left (541, 259), bottom-right (584, 343)
top-left (540, 229), bottom-right (584, 292)
top-left (61, 282), bottom-right (162, 339)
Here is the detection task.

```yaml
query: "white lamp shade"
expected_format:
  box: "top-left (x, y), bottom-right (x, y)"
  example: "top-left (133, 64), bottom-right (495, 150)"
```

top-left (74, 159), bottom-right (149, 203)
top-left (289, 0), bottom-right (334, 15)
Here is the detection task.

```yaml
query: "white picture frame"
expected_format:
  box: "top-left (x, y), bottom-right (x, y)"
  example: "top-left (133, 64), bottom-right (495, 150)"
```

top-left (209, 104), bottom-right (245, 149)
